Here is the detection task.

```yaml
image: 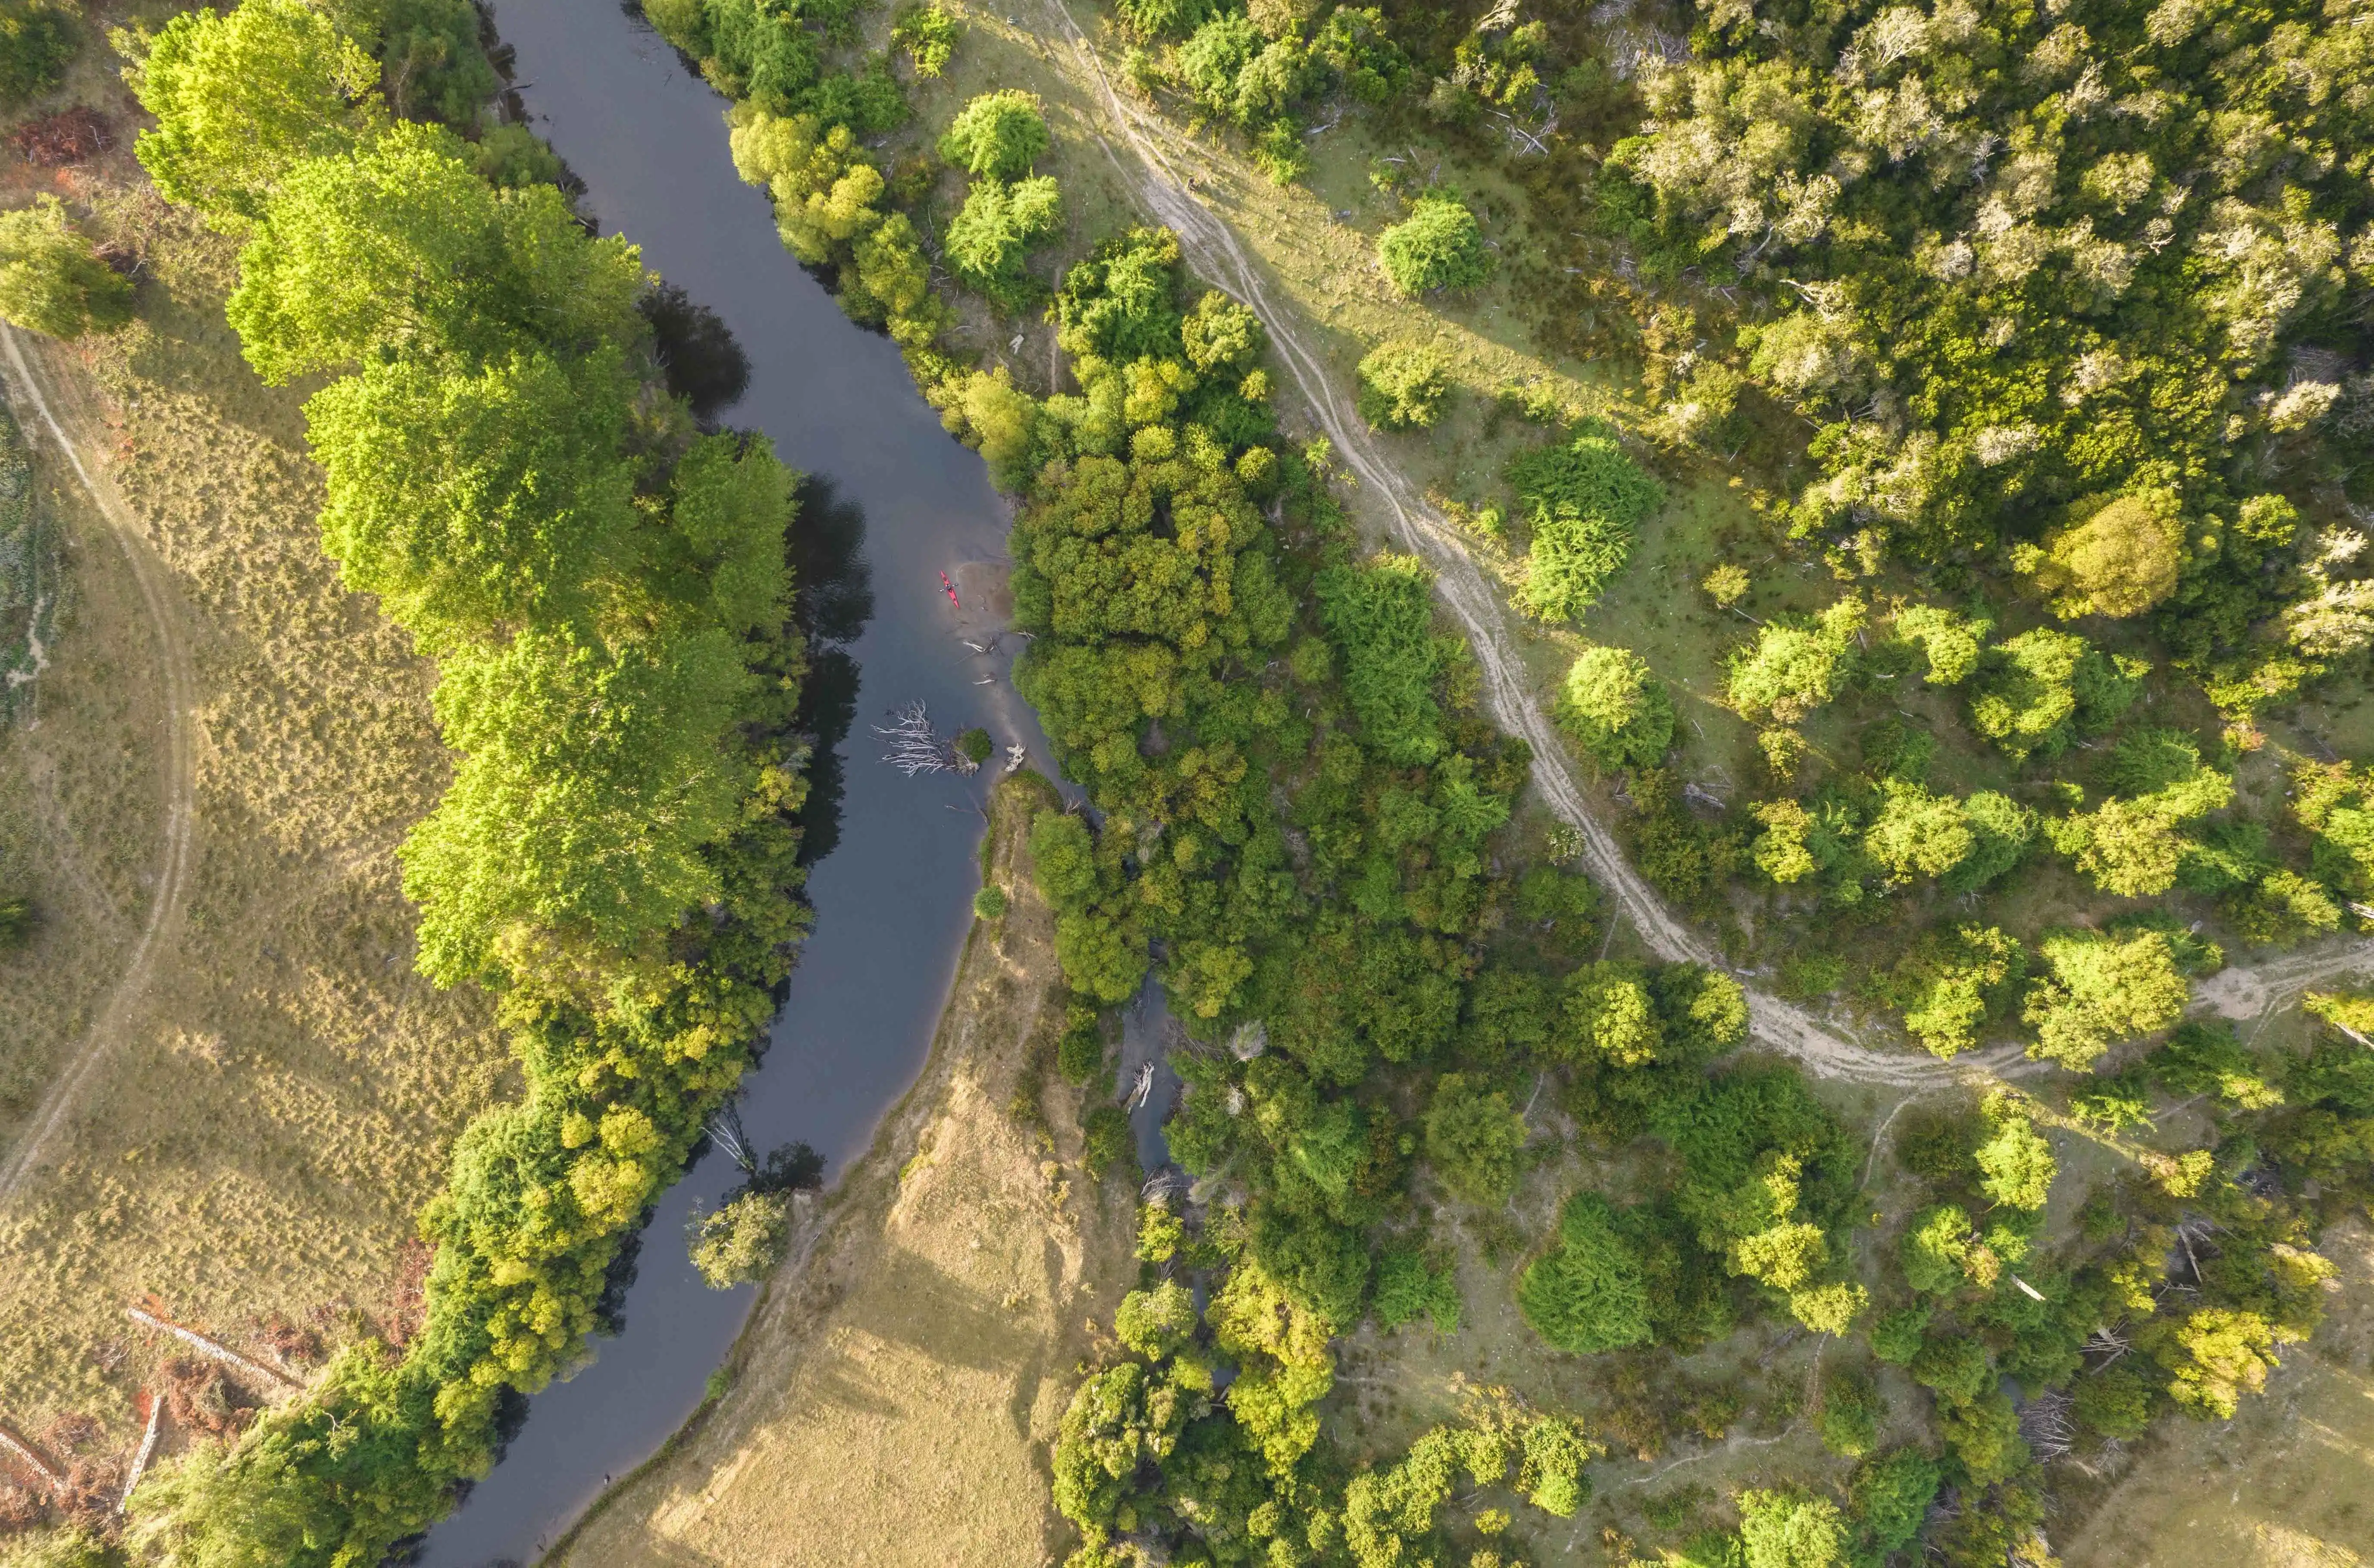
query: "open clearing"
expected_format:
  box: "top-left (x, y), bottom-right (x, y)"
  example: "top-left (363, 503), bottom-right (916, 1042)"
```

top-left (0, 160), bottom-right (505, 1454)
top-left (549, 774), bottom-right (1139, 1568)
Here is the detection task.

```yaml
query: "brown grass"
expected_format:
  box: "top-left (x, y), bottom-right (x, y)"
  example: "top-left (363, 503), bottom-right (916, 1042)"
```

top-left (549, 774), bottom-right (1138, 1568)
top-left (0, 141), bottom-right (505, 1472)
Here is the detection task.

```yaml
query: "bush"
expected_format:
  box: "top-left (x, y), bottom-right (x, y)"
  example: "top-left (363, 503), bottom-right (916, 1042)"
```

top-left (972, 884), bottom-right (1008, 919)
top-left (1356, 339), bottom-right (1450, 429)
top-left (688, 1189), bottom-right (792, 1288)
top-left (1372, 1240), bottom-right (1462, 1333)
top-left (1556, 645), bottom-right (1674, 770)
top-left (1518, 1190), bottom-right (1652, 1354)
top-left (0, 195), bottom-right (132, 339)
top-left (1084, 1103), bottom-right (1137, 1177)
top-left (0, 893), bottom-right (32, 948)
top-left (1056, 1009), bottom-right (1105, 1083)
top-left (957, 725), bottom-right (993, 764)
top-left (1424, 1072), bottom-right (1526, 1202)
top-left (1508, 423), bottom-right (1660, 622)
top-left (890, 1), bottom-right (956, 76)
top-left (0, 0), bottom-right (75, 108)
top-left (938, 88), bottom-right (1049, 180)
top-left (1377, 195), bottom-right (1492, 295)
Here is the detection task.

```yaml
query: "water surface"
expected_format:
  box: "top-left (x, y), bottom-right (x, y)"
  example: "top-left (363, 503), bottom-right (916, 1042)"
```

top-left (416, 5), bottom-right (1050, 1559)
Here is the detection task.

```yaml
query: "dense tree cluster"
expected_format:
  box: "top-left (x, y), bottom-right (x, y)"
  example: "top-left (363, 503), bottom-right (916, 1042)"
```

top-left (1609, 0), bottom-right (2374, 714)
top-left (111, 2), bottom-right (817, 1561)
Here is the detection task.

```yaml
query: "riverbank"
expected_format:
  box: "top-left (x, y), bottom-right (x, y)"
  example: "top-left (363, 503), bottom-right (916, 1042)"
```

top-left (546, 772), bottom-right (1136, 1568)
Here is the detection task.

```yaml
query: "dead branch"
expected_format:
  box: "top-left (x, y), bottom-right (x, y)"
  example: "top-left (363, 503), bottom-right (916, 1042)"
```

top-left (125, 1306), bottom-right (303, 1392)
top-left (874, 700), bottom-right (955, 776)
top-left (119, 1395), bottom-right (165, 1513)
top-left (0, 1421), bottom-right (62, 1495)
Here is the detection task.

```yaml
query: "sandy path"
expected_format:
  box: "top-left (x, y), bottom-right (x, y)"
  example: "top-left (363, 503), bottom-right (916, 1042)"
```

top-left (0, 325), bottom-right (198, 1205)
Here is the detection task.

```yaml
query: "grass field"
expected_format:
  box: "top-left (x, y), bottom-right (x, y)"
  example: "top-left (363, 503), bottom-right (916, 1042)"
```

top-left (0, 119), bottom-right (505, 1497)
top-left (548, 773), bottom-right (1139, 1568)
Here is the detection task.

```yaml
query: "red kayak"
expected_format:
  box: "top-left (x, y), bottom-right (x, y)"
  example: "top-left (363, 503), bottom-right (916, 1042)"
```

top-left (939, 571), bottom-right (960, 608)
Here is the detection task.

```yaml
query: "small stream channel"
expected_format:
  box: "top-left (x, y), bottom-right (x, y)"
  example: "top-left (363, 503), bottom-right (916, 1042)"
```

top-left (413, 3), bottom-right (1079, 1560)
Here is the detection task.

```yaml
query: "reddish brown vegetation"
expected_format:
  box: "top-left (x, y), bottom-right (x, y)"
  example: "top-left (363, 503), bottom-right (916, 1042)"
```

top-left (9, 108), bottom-right (110, 167)
top-left (160, 1358), bottom-right (255, 1438)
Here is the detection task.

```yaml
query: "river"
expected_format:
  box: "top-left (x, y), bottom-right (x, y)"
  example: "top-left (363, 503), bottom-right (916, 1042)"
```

top-left (413, 5), bottom-right (1059, 1561)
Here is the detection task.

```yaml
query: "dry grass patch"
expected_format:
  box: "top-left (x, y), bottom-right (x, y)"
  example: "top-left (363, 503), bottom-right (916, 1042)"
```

top-left (551, 775), bottom-right (1137, 1568)
top-left (0, 175), bottom-right (504, 1460)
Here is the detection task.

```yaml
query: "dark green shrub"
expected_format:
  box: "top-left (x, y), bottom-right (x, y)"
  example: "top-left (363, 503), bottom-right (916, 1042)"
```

top-left (0, 0), bottom-right (75, 108)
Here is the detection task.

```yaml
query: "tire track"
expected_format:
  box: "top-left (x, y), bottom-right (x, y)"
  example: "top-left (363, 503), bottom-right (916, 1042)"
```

top-left (0, 324), bottom-right (198, 1206)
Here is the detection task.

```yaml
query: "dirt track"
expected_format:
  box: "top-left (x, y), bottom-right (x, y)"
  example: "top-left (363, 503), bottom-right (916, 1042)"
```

top-left (1027, 3), bottom-right (2374, 1086)
top-left (0, 325), bottom-right (197, 1207)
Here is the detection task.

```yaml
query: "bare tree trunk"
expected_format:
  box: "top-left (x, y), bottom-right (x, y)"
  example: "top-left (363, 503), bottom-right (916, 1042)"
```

top-left (119, 1394), bottom-right (166, 1513)
top-left (0, 1421), bottom-right (63, 1495)
top-left (125, 1306), bottom-right (304, 1392)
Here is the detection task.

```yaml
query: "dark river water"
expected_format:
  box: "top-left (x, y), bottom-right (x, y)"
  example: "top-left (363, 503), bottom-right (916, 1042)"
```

top-left (414, 4), bottom-right (1059, 1560)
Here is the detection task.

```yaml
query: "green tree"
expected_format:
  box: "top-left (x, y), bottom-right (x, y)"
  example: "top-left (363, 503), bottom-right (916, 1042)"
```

top-left (1885, 924), bottom-right (2026, 1058)
top-left (0, 196), bottom-right (132, 339)
top-left (1377, 195), bottom-right (1492, 295)
top-left (1863, 780), bottom-right (1972, 885)
top-left (1900, 1203), bottom-right (1978, 1295)
top-left (689, 1189), bottom-right (791, 1287)
top-left (2029, 494), bottom-right (2183, 620)
top-left (2023, 926), bottom-right (2190, 1070)
top-left (119, 0), bottom-right (382, 222)
top-left (1508, 422), bottom-right (1661, 623)
top-left (1556, 644), bottom-right (1674, 771)
top-left (1974, 1101), bottom-right (2055, 1211)
top-left (1356, 339), bottom-right (1450, 429)
top-left (1052, 1361), bottom-right (1187, 1535)
top-left (303, 348), bottom-right (637, 648)
top-left (398, 621), bottom-right (755, 985)
top-left (1424, 1072), bottom-right (1526, 1202)
top-left (938, 88), bottom-right (1050, 180)
top-left (1943, 791), bottom-right (2037, 894)
top-left (1968, 629), bottom-right (2142, 761)
top-left (1892, 602), bottom-right (1987, 685)
top-left (1728, 598), bottom-right (1863, 724)
top-left (1736, 1490), bottom-right (1848, 1568)
top-left (229, 120), bottom-right (645, 383)
top-left (1315, 554), bottom-right (1445, 764)
top-left (1518, 1191), bottom-right (1651, 1354)
top-left (1846, 1449), bottom-right (1940, 1556)
top-left (1114, 1280), bottom-right (1199, 1360)
top-left (943, 173), bottom-right (1063, 303)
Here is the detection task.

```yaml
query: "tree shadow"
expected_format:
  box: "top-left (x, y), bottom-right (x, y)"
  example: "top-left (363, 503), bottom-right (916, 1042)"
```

top-left (785, 475), bottom-right (872, 868)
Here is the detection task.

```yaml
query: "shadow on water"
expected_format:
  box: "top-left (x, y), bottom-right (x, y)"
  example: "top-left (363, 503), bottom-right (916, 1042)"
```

top-left (785, 476), bottom-right (872, 867)
top-left (410, 0), bottom-right (1074, 1559)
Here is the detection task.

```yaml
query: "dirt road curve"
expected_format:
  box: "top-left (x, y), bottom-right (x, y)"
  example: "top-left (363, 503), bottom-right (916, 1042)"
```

top-left (1034, 3), bottom-right (2374, 1086)
top-left (0, 325), bottom-right (197, 1206)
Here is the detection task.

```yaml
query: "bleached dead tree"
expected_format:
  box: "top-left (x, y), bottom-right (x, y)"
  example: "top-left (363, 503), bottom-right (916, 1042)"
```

top-left (125, 1306), bottom-right (303, 1392)
top-left (875, 701), bottom-right (952, 776)
top-left (118, 1395), bottom-right (165, 1512)
top-left (0, 1421), bottom-right (62, 1496)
